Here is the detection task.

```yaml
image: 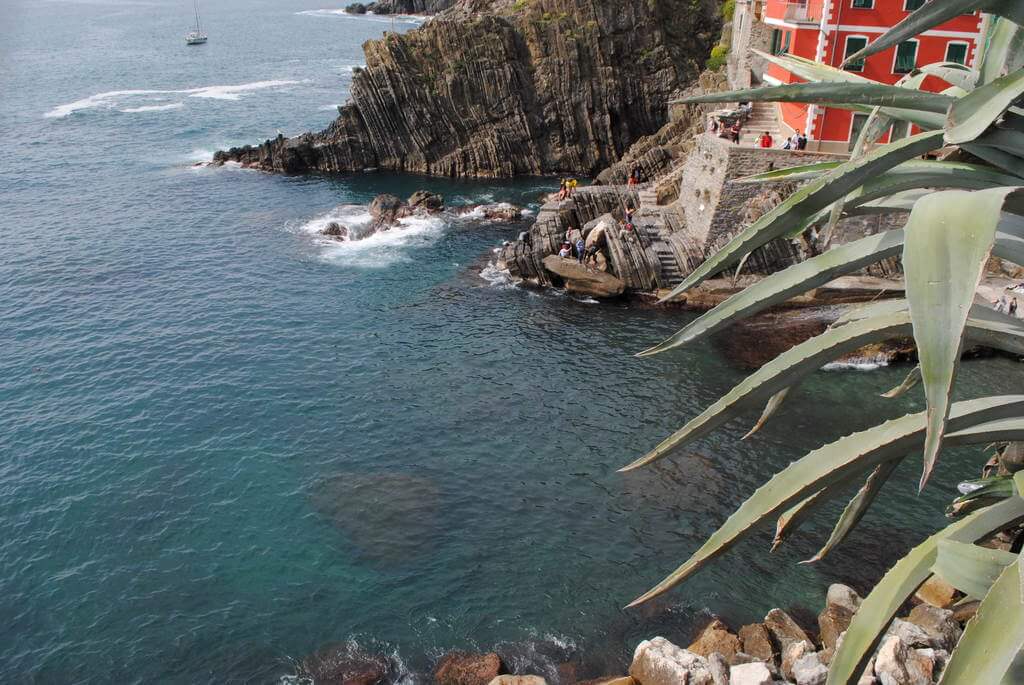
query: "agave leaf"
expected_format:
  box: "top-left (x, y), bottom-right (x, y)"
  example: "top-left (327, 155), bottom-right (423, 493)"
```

top-left (675, 83), bottom-right (954, 114)
top-left (734, 162), bottom-right (843, 184)
top-left (946, 68), bottom-right (1024, 145)
top-left (948, 476), bottom-right (1017, 516)
top-left (937, 558), bottom-right (1024, 685)
top-left (881, 365), bottom-right (922, 399)
top-left (626, 396), bottom-right (1024, 608)
top-left (917, 62), bottom-right (980, 91)
top-left (848, 189), bottom-right (931, 215)
top-left (979, 17), bottom-right (1024, 86)
top-left (963, 143), bottom-right (1024, 178)
top-left (933, 540), bottom-right (1018, 599)
top-left (641, 231), bottom-right (906, 355)
top-left (627, 311), bottom-right (915, 470)
top-left (772, 486), bottom-right (834, 553)
top-left (904, 188), bottom-right (1024, 490)
top-left (662, 130), bottom-right (945, 300)
top-left (843, 1), bottom-right (1024, 67)
top-left (829, 495), bottom-right (1024, 685)
top-left (974, 127), bottom-right (1024, 158)
top-left (743, 159), bottom-right (1021, 191)
top-left (996, 231), bottom-right (1024, 265)
top-left (753, 49), bottom-right (872, 85)
top-left (743, 387), bottom-right (791, 441)
top-left (803, 460), bottom-right (900, 563)
top-left (832, 298), bottom-right (910, 328)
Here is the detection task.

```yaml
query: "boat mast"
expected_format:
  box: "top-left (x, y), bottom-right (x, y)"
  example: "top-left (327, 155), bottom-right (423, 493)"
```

top-left (193, 0), bottom-right (201, 31)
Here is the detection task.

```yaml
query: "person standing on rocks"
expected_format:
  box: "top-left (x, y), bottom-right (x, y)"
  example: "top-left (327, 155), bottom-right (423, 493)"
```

top-left (575, 235), bottom-right (586, 264)
top-left (1011, 298), bottom-right (1019, 317)
top-left (798, 132), bottom-right (808, 150)
top-left (730, 121), bottom-right (741, 144)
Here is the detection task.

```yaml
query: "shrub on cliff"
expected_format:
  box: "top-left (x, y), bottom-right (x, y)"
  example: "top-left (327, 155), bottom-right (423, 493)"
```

top-left (721, 0), bottom-right (735, 21)
top-left (622, 4), bottom-right (1024, 683)
top-left (705, 43), bottom-right (728, 71)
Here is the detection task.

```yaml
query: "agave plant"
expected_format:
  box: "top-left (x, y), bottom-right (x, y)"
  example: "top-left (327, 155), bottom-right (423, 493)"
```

top-left (626, 5), bottom-right (1024, 683)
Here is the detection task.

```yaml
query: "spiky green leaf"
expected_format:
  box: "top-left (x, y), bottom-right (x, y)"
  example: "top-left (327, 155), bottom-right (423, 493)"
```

top-left (933, 540), bottom-right (1018, 599)
top-left (675, 82), bottom-right (954, 114)
top-left (946, 68), bottom-right (1024, 144)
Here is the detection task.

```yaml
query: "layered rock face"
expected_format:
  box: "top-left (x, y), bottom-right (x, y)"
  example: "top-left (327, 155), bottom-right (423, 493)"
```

top-left (214, 0), bottom-right (720, 177)
top-left (351, 0), bottom-right (457, 14)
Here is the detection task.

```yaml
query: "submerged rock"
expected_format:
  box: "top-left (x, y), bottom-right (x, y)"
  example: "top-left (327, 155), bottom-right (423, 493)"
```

top-left (408, 189), bottom-right (445, 212)
top-left (296, 642), bottom-right (389, 685)
top-left (321, 222), bottom-right (350, 240)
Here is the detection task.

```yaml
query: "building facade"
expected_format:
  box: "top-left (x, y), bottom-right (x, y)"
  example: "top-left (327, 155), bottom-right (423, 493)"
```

top-left (735, 0), bottom-right (984, 153)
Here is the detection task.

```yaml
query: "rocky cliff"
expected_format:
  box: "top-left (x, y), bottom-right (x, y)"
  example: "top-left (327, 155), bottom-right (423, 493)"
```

top-left (346, 0), bottom-right (456, 14)
top-left (214, 0), bottom-right (720, 177)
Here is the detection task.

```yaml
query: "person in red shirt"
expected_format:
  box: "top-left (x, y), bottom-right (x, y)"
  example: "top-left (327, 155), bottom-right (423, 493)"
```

top-left (759, 131), bottom-right (773, 148)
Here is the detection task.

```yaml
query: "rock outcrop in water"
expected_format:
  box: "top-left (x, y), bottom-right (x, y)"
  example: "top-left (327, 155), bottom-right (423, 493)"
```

top-left (214, 0), bottom-right (720, 177)
top-left (347, 0), bottom-right (457, 13)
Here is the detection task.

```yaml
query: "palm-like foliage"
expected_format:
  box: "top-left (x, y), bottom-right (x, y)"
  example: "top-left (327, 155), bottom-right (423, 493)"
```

top-left (628, 6), bottom-right (1024, 684)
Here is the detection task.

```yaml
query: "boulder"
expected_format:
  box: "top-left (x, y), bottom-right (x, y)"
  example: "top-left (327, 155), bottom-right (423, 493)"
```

top-left (542, 255), bottom-right (625, 298)
top-left (345, 3), bottom-right (368, 13)
top-left (707, 652), bottom-right (730, 685)
top-left (781, 641), bottom-right (814, 682)
top-left (792, 653), bottom-right (828, 685)
top-left (630, 637), bottom-right (714, 685)
top-left (408, 190), bottom-right (445, 212)
top-left (763, 609), bottom-right (812, 653)
top-left (321, 222), bottom-right (350, 239)
top-left (435, 652), bottom-right (504, 685)
top-left (818, 587), bottom-right (859, 653)
top-left (688, 619), bottom-right (742, 662)
top-left (369, 194), bottom-right (410, 227)
top-left (296, 643), bottom-right (388, 685)
top-left (914, 576), bottom-right (958, 609)
top-left (470, 203), bottom-right (524, 222)
top-left (578, 678), bottom-right (634, 685)
top-left (487, 678), bottom-right (546, 685)
top-left (950, 600), bottom-right (980, 624)
top-left (885, 619), bottom-right (933, 649)
top-left (873, 636), bottom-right (936, 685)
top-left (728, 662), bottom-right (773, 685)
top-left (905, 605), bottom-right (962, 652)
top-left (738, 625), bottom-right (775, 663)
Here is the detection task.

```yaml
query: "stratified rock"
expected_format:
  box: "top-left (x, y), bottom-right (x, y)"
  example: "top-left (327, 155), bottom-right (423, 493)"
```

top-left (542, 255), bottom-right (625, 298)
top-left (487, 677), bottom-right (546, 685)
top-left (707, 652), bottom-right (729, 685)
top-left (884, 619), bottom-right (933, 650)
top-left (873, 636), bottom-right (935, 685)
top-left (688, 619), bottom-right (742, 662)
top-left (408, 190), bottom-right (445, 212)
top-left (728, 661), bottom-right (773, 685)
top-left (435, 652), bottom-right (504, 685)
top-left (630, 637), bottom-right (714, 685)
top-left (781, 641), bottom-right (813, 682)
top-left (819, 585), bottom-right (861, 651)
top-left (297, 643), bottom-right (388, 685)
top-left (369, 0), bottom-right (456, 13)
top-left (792, 653), bottom-right (828, 685)
top-left (738, 625), bottom-right (775, 663)
top-left (905, 605), bottom-right (962, 652)
top-left (321, 222), bottom-right (350, 240)
top-left (346, 3), bottom-right (368, 13)
top-left (763, 609), bottom-right (812, 654)
top-left (914, 576), bottom-right (958, 609)
top-left (214, 0), bottom-right (721, 177)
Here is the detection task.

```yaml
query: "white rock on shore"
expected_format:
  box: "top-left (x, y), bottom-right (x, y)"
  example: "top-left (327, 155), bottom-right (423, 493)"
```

top-left (630, 637), bottom-right (714, 685)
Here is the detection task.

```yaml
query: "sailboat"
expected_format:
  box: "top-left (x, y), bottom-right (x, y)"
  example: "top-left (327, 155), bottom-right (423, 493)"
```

top-left (185, 0), bottom-right (207, 45)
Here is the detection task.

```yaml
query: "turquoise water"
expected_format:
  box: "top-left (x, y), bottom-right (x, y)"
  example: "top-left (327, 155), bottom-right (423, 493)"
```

top-left (2, 1), bottom-right (1022, 682)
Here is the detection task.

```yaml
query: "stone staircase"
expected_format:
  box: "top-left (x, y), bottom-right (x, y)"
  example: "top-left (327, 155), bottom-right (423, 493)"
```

top-left (635, 217), bottom-right (685, 288)
top-left (740, 101), bottom-right (783, 147)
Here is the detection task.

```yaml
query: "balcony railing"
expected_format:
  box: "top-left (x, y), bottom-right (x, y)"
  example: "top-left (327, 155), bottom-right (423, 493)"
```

top-left (781, 2), bottom-right (822, 23)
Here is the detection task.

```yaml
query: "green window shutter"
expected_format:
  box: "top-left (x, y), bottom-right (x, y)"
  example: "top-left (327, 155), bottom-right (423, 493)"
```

top-left (905, 0), bottom-right (925, 10)
top-left (852, 0), bottom-right (873, 8)
top-left (894, 41), bottom-right (917, 73)
top-left (844, 37), bottom-right (868, 72)
top-left (946, 42), bottom-right (968, 65)
top-left (770, 29), bottom-right (781, 55)
top-left (782, 31), bottom-right (791, 55)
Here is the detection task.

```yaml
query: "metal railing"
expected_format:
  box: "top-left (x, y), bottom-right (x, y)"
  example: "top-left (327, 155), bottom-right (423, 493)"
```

top-left (781, 1), bottom-right (822, 23)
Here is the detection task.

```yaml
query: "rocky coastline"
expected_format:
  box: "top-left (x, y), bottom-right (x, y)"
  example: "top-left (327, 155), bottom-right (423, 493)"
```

top-left (289, 579), bottom-right (976, 684)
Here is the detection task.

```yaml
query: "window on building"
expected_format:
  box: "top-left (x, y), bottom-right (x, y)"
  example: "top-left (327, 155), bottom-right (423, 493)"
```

top-left (844, 36), bottom-right (868, 72)
top-left (770, 29), bottom-right (782, 55)
top-left (894, 41), bottom-right (918, 73)
top-left (946, 42), bottom-right (969, 65)
top-left (782, 30), bottom-right (792, 55)
top-left (852, 0), bottom-right (873, 8)
top-left (849, 113), bottom-right (870, 152)
top-left (889, 120), bottom-right (912, 142)
top-left (904, 0), bottom-right (925, 10)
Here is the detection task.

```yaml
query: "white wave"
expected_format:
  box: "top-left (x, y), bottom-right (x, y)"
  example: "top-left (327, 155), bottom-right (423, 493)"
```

top-left (296, 9), bottom-right (426, 23)
top-left (45, 80), bottom-right (303, 118)
top-left (318, 104), bottom-right (344, 111)
top-left (120, 102), bottom-right (184, 113)
top-left (296, 205), bottom-right (446, 268)
top-left (479, 260), bottom-right (517, 289)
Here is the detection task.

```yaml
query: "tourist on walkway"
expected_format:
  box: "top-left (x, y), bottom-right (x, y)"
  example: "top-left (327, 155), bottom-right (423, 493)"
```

top-left (789, 132), bottom-right (801, 150)
top-left (759, 131), bottom-right (773, 148)
top-left (1011, 298), bottom-right (1019, 317)
top-left (997, 293), bottom-right (1010, 313)
top-left (797, 132), bottom-right (808, 150)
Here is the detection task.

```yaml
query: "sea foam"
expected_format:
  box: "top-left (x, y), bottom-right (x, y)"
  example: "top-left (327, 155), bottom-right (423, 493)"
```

top-left (45, 80), bottom-right (303, 118)
top-left (296, 205), bottom-right (447, 268)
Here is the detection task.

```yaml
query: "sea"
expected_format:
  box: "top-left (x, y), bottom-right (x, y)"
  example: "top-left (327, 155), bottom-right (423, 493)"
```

top-left (1, 0), bottom-right (1021, 682)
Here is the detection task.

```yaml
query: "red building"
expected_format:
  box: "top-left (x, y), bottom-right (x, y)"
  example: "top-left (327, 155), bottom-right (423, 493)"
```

top-left (754, 0), bottom-right (984, 153)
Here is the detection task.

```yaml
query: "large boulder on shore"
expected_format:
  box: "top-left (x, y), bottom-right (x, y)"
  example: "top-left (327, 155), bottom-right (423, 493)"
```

top-left (688, 619), bottom-right (741, 662)
top-left (873, 636), bottom-right (939, 685)
top-left (435, 652), bottom-right (504, 685)
top-left (763, 608), bottom-right (813, 654)
top-left (819, 584), bottom-right (861, 651)
top-left (728, 661), bottom-right (773, 685)
top-left (737, 624), bottom-right (775, 663)
top-left (487, 677), bottom-right (546, 685)
top-left (905, 605), bottom-right (962, 652)
top-left (629, 637), bottom-right (714, 685)
top-left (542, 255), bottom-right (624, 298)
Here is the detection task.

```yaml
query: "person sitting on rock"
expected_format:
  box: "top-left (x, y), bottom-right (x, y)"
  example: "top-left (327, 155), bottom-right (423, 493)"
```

top-left (759, 131), bottom-right (773, 148)
top-left (569, 178), bottom-right (578, 196)
top-left (558, 242), bottom-right (572, 258)
top-left (558, 179), bottom-right (568, 201)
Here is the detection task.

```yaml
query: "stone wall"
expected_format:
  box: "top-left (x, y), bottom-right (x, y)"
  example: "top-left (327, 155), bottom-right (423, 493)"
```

top-left (726, 0), bottom-right (772, 89)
